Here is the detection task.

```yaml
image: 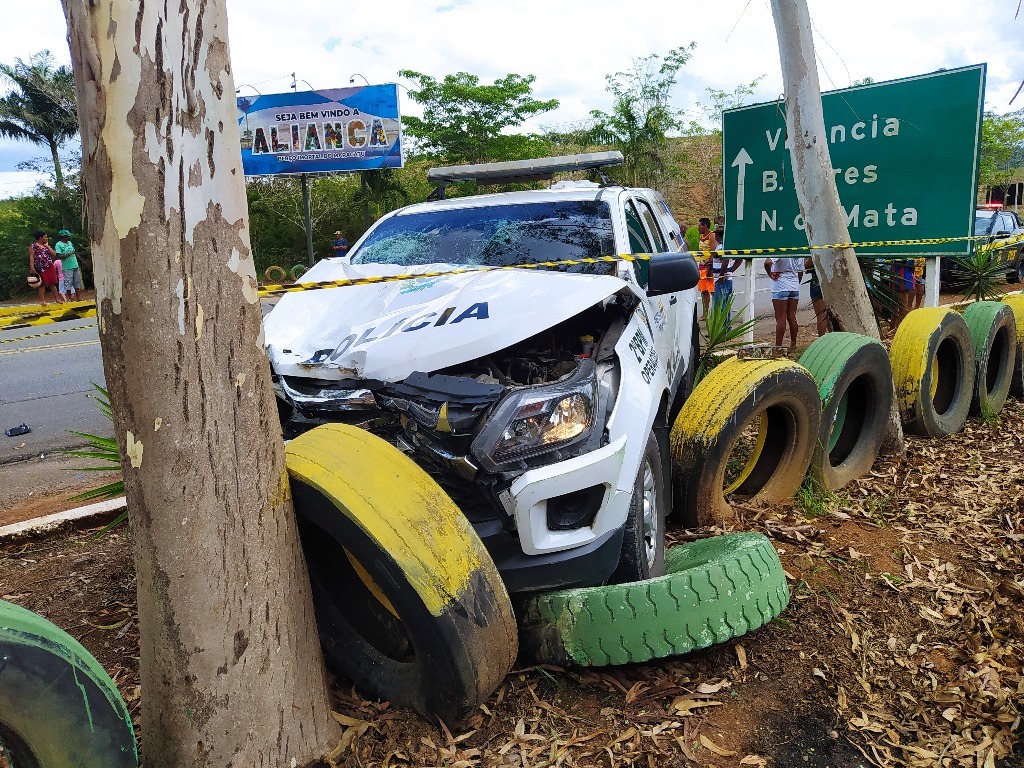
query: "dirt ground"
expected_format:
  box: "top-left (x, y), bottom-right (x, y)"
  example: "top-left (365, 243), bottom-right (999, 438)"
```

top-left (1, 397), bottom-right (1022, 767)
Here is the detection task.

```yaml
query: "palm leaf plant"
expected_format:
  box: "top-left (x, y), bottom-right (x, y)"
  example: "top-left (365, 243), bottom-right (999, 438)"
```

top-left (948, 245), bottom-right (1007, 303)
top-left (62, 384), bottom-right (125, 535)
top-left (695, 294), bottom-right (760, 384)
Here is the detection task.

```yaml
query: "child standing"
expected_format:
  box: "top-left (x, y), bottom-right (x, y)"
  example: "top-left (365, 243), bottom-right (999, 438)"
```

top-left (54, 258), bottom-right (69, 302)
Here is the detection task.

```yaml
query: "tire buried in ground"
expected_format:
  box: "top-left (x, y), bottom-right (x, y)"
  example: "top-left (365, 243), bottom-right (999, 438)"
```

top-left (0, 599), bottom-right (138, 767)
top-left (286, 424), bottom-right (518, 726)
top-left (889, 307), bottom-right (975, 437)
top-left (1001, 294), bottom-right (1024, 399)
top-left (670, 357), bottom-right (820, 528)
top-left (962, 301), bottom-right (1017, 416)
top-left (798, 333), bottom-right (892, 491)
top-left (518, 533), bottom-right (789, 666)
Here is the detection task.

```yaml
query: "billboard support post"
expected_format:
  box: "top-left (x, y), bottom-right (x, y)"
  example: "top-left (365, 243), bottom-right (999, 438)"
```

top-left (301, 173), bottom-right (313, 267)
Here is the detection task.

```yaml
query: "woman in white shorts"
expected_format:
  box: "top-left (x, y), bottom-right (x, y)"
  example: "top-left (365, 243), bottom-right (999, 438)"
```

top-left (764, 257), bottom-right (803, 352)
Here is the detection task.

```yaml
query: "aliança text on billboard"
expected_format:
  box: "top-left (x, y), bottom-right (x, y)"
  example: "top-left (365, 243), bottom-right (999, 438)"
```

top-left (722, 64), bottom-right (985, 256)
top-left (237, 84), bottom-right (403, 176)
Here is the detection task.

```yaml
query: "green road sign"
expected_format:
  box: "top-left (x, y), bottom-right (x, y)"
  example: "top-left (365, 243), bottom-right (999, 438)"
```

top-left (722, 64), bottom-right (985, 256)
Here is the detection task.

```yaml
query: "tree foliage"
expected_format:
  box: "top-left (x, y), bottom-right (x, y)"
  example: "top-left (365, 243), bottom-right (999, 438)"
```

top-left (0, 50), bottom-right (79, 222)
top-left (979, 108), bottom-right (1024, 200)
top-left (681, 77), bottom-right (765, 217)
top-left (398, 70), bottom-right (559, 164)
top-left (587, 46), bottom-right (695, 188)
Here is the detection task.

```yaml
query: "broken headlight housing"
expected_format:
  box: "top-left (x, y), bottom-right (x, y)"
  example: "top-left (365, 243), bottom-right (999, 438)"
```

top-left (471, 359), bottom-right (599, 471)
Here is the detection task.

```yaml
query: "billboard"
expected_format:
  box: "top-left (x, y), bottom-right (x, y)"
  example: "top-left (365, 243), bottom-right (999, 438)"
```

top-left (236, 84), bottom-right (402, 176)
top-left (722, 64), bottom-right (985, 256)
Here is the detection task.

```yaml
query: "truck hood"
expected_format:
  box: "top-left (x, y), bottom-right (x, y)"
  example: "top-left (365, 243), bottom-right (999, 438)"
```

top-left (264, 263), bottom-right (627, 382)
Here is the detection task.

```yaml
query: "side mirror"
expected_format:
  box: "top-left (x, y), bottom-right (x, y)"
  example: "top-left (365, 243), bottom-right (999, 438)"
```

top-left (647, 251), bottom-right (699, 295)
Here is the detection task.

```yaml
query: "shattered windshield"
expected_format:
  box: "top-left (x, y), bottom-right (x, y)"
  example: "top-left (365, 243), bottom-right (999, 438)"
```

top-left (350, 200), bottom-right (616, 274)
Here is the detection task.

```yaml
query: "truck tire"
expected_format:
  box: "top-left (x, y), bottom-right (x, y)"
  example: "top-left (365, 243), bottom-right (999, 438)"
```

top-left (610, 432), bottom-right (666, 584)
top-left (669, 357), bottom-right (820, 528)
top-left (798, 333), bottom-right (892, 491)
top-left (890, 307), bottom-right (975, 436)
top-left (1001, 295), bottom-right (1024, 399)
top-left (962, 301), bottom-right (1016, 416)
top-left (286, 424), bottom-right (518, 726)
top-left (518, 533), bottom-right (789, 667)
top-left (0, 600), bottom-right (138, 767)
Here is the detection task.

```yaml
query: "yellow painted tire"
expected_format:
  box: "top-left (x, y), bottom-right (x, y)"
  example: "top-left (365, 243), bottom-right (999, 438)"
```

top-left (1001, 295), bottom-right (1024, 399)
top-left (962, 301), bottom-right (1017, 416)
top-left (890, 307), bottom-right (975, 436)
top-left (286, 424), bottom-right (518, 725)
top-left (670, 357), bottom-right (820, 528)
top-left (263, 265), bottom-right (287, 283)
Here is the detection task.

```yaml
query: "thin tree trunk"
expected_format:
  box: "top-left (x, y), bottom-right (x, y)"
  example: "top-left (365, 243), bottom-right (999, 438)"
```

top-left (770, 0), bottom-right (905, 456)
top-left (61, 2), bottom-right (340, 765)
top-left (48, 137), bottom-right (70, 228)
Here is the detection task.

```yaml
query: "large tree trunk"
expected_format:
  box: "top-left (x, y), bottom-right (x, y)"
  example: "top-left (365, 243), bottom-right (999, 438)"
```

top-left (770, 0), bottom-right (905, 456)
top-left (61, 2), bottom-right (340, 765)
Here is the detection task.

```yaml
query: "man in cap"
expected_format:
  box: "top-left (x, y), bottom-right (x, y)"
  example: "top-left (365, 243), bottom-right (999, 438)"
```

top-left (55, 230), bottom-right (83, 297)
top-left (331, 230), bottom-right (349, 257)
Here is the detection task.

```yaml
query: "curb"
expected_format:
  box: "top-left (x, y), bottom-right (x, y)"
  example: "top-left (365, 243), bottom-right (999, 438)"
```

top-left (0, 496), bottom-right (126, 542)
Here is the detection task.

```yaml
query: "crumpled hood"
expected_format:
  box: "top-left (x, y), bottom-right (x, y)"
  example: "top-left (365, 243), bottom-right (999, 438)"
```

top-left (264, 262), bottom-right (627, 382)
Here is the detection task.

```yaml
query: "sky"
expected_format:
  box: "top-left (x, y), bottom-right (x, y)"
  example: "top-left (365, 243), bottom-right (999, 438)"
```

top-left (1, 0), bottom-right (1021, 197)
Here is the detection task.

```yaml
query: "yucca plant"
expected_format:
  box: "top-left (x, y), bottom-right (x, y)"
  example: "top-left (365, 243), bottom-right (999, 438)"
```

top-left (62, 384), bottom-right (126, 536)
top-left (948, 246), bottom-right (1007, 303)
top-left (695, 294), bottom-right (760, 384)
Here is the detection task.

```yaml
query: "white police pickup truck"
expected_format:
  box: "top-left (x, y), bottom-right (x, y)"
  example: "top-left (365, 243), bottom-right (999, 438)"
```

top-left (265, 152), bottom-right (699, 593)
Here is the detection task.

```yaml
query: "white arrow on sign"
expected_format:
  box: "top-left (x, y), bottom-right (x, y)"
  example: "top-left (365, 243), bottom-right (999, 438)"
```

top-left (731, 148), bottom-right (752, 222)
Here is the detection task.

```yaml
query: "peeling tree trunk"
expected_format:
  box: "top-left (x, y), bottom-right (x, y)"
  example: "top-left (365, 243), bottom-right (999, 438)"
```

top-left (770, 0), bottom-right (905, 456)
top-left (61, 2), bottom-right (339, 765)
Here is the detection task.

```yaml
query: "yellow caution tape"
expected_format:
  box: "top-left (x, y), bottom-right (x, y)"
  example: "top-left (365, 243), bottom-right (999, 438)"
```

top-left (2, 233), bottom-right (1021, 326)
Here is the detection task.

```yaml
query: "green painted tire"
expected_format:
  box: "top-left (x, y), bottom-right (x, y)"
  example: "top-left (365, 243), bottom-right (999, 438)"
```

top-left (286, 424), bottom-right (518, 726)
top-left (518, 533), bottom-right (789, 667)
top-left (962, 301), bottom-right (1016, 416)
top-left (890, 307), bottom-right (975, 437)
top-left (798, 333), bottom-right (893, 491)
top-left (1000, 295), bottom-right (1024, 399)
top-left (0, 600), bottom-right (138, 767)
top-left (290, 263), bottom-right (308, 281)
top-left (670, 357), bottom-right (821, 527)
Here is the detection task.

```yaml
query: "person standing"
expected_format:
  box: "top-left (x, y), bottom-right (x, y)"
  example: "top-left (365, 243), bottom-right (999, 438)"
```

top-left (28, 230), bottom-right (62, 305)
top-left (804, 257), bottom-right (831, 337)
top-left (331, 231), bottom-right (349, 257)
top-left (913, 257), bottom-right (925, 310)
top-left (712, 228), bottom-right (742, 323)
top-left (696, 218), bottom-right (718, 319)
top-left (55, 229), bottom-right (83, 298)
top-left (764, 256), bottom-right (803, 352)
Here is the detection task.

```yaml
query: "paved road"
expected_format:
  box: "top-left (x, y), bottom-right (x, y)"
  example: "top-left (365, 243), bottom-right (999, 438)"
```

top-left (0, 318), bottom-right (110, 464)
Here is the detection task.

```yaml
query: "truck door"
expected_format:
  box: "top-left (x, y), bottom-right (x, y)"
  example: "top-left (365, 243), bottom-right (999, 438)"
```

top-left (624, 198), bottom-right (681, 379)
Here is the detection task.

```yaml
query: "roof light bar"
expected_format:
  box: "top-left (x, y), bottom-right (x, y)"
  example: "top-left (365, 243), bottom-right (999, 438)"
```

top-left (427, 151), bottom-right (624, 185)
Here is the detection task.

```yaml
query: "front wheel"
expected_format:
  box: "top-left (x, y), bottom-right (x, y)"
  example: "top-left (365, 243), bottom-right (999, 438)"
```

top-left (610, 432), bottom-right (666, 584)
top-left (1015, 254), bottom-right (1024, 285)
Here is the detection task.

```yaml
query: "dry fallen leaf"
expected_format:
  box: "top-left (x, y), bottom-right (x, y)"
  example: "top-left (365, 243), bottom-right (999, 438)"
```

top-left (699, 734), bottom-right (737, 757)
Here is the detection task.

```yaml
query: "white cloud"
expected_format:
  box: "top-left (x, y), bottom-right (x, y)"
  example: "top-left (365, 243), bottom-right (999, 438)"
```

top-left (2, 0), bottom-right (1021, 182)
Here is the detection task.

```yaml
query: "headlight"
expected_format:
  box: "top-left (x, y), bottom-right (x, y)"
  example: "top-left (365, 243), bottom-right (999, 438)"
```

top-left (471, 359), bottom-right (598, 471)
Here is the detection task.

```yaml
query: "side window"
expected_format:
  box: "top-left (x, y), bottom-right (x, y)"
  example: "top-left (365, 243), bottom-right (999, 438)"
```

top-left (624, 200), bottom-right (654, 286)
top-left (999, 213), bottom-right (1016, 233)
top-left (636, 199), bottom-right (668, 252)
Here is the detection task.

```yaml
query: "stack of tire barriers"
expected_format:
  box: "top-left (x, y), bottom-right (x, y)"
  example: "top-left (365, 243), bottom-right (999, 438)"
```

top-left (3, 299), bottom-right (1022, 755)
